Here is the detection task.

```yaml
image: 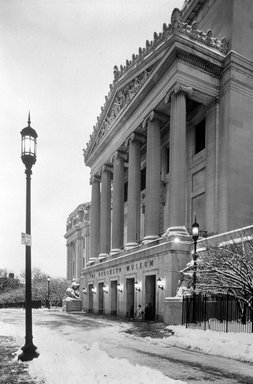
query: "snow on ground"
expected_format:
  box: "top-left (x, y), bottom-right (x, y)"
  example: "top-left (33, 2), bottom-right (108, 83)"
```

top-left (0, 311), bottom-right (186, 384)
top-left (1, 309), bottom-right (253, 384)
top-left (144, 325), bottom-right (253, 363)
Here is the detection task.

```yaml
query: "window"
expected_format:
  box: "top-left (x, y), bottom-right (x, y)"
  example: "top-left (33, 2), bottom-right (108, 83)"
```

top-left (195, 119), bottom-right (206, 154)
top-left (141, 167), bottom-right (146, 191)
top-left (83, 238), bottom-right (85, 249)
top-left (124, 182), bottom-right (128, 202)
top-left (166, 147), bottom-right (170, 173)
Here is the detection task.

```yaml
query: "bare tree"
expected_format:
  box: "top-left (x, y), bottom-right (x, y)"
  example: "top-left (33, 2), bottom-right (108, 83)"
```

top-left (0, 268), bottom-right (68, 306)
top-left (193, 233), bottom-right (253, 322)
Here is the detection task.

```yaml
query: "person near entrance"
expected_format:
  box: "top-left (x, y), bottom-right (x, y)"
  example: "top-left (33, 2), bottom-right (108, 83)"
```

top-left (136, 304), bottom-right (144, 320)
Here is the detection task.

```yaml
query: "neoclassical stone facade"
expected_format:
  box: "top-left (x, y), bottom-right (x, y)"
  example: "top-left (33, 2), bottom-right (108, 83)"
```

top-left (64, 203), bottom-right (91, 282)
top-left (78, 0), bottom-right (253, 321)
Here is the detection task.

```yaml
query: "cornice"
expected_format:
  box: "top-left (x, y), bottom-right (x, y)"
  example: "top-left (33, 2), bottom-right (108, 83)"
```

top-left (66, 202), bottom-right (91, 233)
top-left (222, 50), bottom-right (253, 78)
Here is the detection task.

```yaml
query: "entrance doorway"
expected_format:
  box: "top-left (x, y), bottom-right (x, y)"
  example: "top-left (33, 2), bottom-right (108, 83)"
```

top-left (98, 282), bottom-right (104, 314)
top-left (88, 285), bottom-right (93, 313)
top-left (126, 278), bottom-right (135, 318)
top-left (111, 281), bottom-right (117, 316)
top-left (145, 275), bottom-right (156, 320)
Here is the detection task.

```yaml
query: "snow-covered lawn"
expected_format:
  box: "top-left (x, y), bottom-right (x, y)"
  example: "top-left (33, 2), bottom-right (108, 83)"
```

top-left (146, 325), bottom-right (253, 363)
top-left (0, 309), bottom-right (253, 384)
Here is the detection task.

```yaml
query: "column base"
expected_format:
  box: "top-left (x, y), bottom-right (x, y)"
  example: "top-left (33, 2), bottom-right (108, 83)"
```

top-left (124, 242), bottom-right (139, 250)
top-left (142, 235), bottom-right (159, 244)
top-left (109, 248), bottom-right (122, 256)
top-left (98, 253), bottom-right (108, 261)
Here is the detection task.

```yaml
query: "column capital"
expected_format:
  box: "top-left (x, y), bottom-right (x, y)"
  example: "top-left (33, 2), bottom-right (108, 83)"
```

top-left (99, 164), bottom-right (112, 176)
top-left (110, 150), bottom-right (127, 163)
top-left (124, 132), bottom-right (145, 148)
top-left (165, 82), bottom-right (193, 103)
top-left (89, 174), bottom-right (101, 185)
top-left (142, 110), bottom-right (167, 129)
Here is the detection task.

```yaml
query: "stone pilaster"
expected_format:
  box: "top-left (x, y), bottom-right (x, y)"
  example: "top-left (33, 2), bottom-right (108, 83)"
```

top-left (142, 111), bottom-right (162, 242)
top-left (90, 175), bottom-right (100, 259)
top-left (111, 151), bottom-right (125, 254)
top-left (76, 233), bottom-right (83, 279)
top-left (125, 133), bottom-right (142, 248)
top-left (166, 82), bottom-right (193, 227)
top-left (99, 165), bottom-right (112, 257)
top-left (66, 244), bottom-right (71, 280)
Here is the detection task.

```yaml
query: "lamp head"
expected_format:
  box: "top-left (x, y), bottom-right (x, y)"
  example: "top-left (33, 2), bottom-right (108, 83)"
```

top-left (157, 277), bottom-right (164, 290)
top-left (21, 113), bottom-right (38, 169)
top-left (134, 281), bottom-right (141, 292)
top-left (192, 217), bottom-right (200, 241)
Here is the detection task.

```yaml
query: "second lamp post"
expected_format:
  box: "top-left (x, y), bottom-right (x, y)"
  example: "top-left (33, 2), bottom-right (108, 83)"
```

top-left (47, 276), bottom-right (51, 309)
top-left (191, 217), bottom-right (200, 323)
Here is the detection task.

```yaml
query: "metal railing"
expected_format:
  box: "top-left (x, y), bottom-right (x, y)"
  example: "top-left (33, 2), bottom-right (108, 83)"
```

top-left (182, 294), bottom-right (253, 333)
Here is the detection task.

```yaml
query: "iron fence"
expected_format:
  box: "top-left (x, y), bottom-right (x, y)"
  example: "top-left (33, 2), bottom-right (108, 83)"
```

top-left (182, 294), bottom-right (253, 333)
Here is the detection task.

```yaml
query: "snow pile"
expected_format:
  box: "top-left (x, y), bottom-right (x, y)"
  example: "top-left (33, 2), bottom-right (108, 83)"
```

top-left (28, 329), bottom-right (186, 384)
top-left (0, 316), bottom-right (186, 384)
top-left (145, 325), bottom-right (253, 363)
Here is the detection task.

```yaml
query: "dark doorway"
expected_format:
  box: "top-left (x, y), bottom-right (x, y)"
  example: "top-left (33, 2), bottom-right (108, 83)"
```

top-left (88, 285), bottom-right (93, 313)
top-left (111, 280), bottom-right (117, 316)
top-left (145, 275), bottom-right (156, 320)
top-left (98, 282), bottom-right (104, 314)
top-left (126, 278), bottom-right (135, 318)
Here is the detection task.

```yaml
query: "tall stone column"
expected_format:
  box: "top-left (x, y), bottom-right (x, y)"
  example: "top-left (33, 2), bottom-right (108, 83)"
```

top-left (90, 175), bottom-right (100, 260)
top-left (99, 165), bottom-right (112, 257)
top-left (166, 82), bottom-right (193, 227)
top-left (125, 133), bottom-right (141, 248)
top-left (111, 151), bottom-right (125, 254)
top-left (143, 111), bottom-right (162, 242)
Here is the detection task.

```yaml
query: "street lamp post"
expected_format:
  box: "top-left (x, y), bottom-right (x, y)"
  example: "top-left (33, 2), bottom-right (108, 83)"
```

top-left (47, 277), bottom-right (50, 309)
top-left (18, 113), bottom-right (39, 362)
top-left (192, 217), bottom-right (200, 323)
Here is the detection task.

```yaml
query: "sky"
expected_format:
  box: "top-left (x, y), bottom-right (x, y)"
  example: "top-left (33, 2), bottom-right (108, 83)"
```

top-left (0, 0), bottom-right (184, 278)
top-left (0, 309), bottom-right (253, 383)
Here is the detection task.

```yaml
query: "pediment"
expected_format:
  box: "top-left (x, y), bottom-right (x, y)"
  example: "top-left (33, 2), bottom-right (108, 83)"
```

top-left (83, 8), bottom-right (228, 164)
top-left (85, 65), bottom-right (157, 159)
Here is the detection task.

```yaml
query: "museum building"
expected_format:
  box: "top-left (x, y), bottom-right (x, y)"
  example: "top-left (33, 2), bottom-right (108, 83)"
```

top-left (65, 203), bottom-right (91, 282)
top-left (68, 0), bottom-right (253, 320)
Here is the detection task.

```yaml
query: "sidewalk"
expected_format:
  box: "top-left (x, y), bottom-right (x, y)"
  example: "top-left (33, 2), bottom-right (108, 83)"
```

top-left (0, 314), bottom-right (170, 384)
top-left (0, 336), bottom-right (40, 384)
top-left (69, 310), bottom-right (175, 338)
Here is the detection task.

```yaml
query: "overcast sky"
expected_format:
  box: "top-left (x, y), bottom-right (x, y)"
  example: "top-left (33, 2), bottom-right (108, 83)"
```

top-left (0, 0), bottom-right (184, 278)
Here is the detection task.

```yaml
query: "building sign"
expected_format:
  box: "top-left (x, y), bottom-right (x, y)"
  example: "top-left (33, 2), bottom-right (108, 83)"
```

top-left (88, 259), bottom-right (154, 279)
top-left (21, 232), bottom-right (32, 246)
top-left (126, 259), bottom-right (153, 271)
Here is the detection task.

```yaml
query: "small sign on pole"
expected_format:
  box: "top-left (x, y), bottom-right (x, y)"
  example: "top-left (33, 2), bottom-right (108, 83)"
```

top-left (21, 232), bottom-right (32, 246)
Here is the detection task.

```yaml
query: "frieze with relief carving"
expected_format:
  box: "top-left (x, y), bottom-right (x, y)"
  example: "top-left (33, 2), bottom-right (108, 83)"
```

top-left (83, 6), bottom-right (228, 163)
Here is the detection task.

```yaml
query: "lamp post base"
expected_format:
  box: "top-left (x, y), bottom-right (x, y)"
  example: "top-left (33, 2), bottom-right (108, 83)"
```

top-left (18, 342), bottom-right (39, 362)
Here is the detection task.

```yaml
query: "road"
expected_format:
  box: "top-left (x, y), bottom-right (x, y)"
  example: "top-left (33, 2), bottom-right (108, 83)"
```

top-left (1, 309), bottom-right (253, 383)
